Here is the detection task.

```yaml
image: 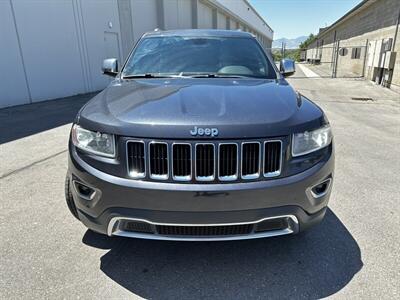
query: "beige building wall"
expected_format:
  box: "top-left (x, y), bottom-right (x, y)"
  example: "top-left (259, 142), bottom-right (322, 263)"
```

top-left (307, 0), bottom-right (400, 88)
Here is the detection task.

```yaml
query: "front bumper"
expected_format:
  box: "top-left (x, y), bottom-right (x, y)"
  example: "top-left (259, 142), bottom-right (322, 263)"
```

top-left (68, 146), bottom-right (334, 240)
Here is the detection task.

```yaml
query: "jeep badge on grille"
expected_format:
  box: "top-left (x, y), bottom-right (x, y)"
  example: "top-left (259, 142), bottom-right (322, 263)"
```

top-left (190, 126), bottom-right (219, 137)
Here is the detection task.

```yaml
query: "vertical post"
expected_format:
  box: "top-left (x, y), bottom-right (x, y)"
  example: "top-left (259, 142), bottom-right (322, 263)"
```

top-left (333, 40), bottom-right (340, 78)
top-left (212, 8), bottom-right (217, 29)
top-left (191, 0), bottom-right (198, 29)
top-left (117, 0), bottom-right (134, 60)
top-left (392, 6), bottom-right (400, 51)
top-left (361, 39), bottom-right (369, 78)
top-left (331, 31), bottom-right (337, 69)
top-left (156, 0), bottom-right (165, 30)
top-left (283, 42), bottom-right (286, 58)
top-left (332, 43), bottom-right (334, 77)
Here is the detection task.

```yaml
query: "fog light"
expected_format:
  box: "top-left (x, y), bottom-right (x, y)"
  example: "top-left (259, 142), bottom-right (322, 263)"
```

top-left (310, 178), bottom-right (332, 198)
top-left (72, 180), bottom-right (96, 200)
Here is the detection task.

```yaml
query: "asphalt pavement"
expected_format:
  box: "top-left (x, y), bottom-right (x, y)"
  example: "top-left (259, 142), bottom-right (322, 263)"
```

top-left (0, 70), bottom-right (399, 299)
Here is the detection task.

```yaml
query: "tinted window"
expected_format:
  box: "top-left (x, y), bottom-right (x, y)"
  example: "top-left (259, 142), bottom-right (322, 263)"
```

top-left (123, 36), bottom-right (276, 79)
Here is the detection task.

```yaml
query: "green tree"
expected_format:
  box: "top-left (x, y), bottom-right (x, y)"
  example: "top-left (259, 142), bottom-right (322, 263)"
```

top-left (299, 34), bottom-right (317, 49)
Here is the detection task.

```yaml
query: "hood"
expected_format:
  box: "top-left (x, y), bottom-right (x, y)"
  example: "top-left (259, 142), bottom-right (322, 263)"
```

top-left (78, 78), bottom-right (325, 139)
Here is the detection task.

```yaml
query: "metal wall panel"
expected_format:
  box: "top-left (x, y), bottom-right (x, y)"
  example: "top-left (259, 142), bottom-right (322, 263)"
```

top-left (1, 0), bottom-right (273, 108)
top-left (118, 0), bottom-right (134, 60)
top-left (0, 0), bottom-right (30, 108)
top-left (217, 12), bottom-right (226, 29)
top-left (131, 0), bottom-right (158, 43)
top-left (79, 0), bottom-right (122, 92)
top-left (197, 1), bottom-right (213, 29)
top-left (163, 0), bottom-right (192, 29)
top-left (11, 0), bottom-right (85, 103)
top-left (177, 0), bottom-right (192, 29)
top-left (230, 18), bottom-right (237, 30)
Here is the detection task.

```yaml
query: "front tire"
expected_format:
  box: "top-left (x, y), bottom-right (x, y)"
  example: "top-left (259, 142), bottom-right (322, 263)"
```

top-left (65, 174), bottom-right (80, 220)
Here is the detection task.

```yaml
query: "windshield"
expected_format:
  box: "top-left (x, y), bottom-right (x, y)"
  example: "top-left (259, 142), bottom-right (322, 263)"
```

top-left (122, 36), bottom-right (277, 79)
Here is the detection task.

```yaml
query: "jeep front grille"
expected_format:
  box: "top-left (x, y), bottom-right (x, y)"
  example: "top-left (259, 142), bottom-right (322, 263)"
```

top-left (126, 139), bottom-right (283, 183)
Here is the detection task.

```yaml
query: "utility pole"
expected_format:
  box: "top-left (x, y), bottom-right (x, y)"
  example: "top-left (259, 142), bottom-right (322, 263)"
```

top-left (281, 42), bottom-right (286, 58)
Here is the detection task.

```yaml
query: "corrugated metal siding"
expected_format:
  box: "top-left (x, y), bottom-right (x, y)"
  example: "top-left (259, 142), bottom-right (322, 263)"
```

top-left (0, 0), bottom-right (273, 109)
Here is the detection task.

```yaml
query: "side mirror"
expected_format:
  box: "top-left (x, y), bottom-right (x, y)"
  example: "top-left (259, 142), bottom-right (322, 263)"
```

top-left (280, 59), bottom-right (296, 77)
top-left (102, 58), bottom-right (118, 77)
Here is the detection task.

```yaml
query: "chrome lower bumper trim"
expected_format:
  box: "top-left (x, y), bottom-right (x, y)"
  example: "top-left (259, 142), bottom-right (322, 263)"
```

top-left (107, 215), bottom-right (299, 241)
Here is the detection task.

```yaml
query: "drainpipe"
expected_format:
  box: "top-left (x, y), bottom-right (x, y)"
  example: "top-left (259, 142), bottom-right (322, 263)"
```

top-left (385, 6), bottom-right (400, 87)
top-left (392, 6), bottom-right (400, 51)
top-left (361, 39), bottom-right (368, 78)
top-left (333, 40), bottom-right (340, 78)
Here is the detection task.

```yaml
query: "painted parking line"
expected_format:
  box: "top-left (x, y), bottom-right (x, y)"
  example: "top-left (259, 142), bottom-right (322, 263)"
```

top-left (297, 64), bottom-right (321, 78)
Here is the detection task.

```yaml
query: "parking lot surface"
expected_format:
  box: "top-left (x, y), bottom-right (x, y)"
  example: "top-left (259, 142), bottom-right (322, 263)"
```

top-left (1, 73), bottom-right (399, 299)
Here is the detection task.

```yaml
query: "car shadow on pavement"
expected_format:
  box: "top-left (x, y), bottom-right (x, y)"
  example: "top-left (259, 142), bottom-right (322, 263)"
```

top-left (82, 208), bottom-right (362, 299)
top-left (0, 92), bottom-right (97, 144)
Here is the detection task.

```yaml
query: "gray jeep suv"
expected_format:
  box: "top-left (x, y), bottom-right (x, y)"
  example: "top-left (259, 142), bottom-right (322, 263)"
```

top-left (65, 29), bottom-right (334, 241)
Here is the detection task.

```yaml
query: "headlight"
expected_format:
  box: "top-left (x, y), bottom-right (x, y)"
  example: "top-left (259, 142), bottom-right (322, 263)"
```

top-left (292, 125), bottom-right (332, 157)
top-left (71, 124), bottom-right (116, 158)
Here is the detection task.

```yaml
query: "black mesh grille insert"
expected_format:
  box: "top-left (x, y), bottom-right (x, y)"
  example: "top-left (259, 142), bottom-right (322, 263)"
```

top-left (156, 224), bottom-right (254, 236)
top-left (219, 144), bottom-right (238, 179)
top-left (264, 141), bottom-right (282, 175)
top-left (255, 218), bottom-right (288, 232)
top-left (149, 143), bottom-right (168, 178)
top-left (196, 144), bottom-right (214, 179)
top-left (123, 221), bottom-right (153, 234)
top-left (173, 144), bottom-right (191, 179)
top-left (242, 143), bottom-right (260, 177)
top-left (127, 141), bottom-right (145, 177)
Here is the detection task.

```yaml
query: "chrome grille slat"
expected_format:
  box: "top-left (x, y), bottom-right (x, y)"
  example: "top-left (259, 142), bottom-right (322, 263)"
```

top-left (241, 142), bottom-right (261, 179)
top-left (195, 143), bottom-right (215, 181)
top-left (149, 142), bottom-right (169, 180)
top-left (218, 143), bottom-right (238, 181)
top-left (172, 143), bottom-right (192, 181)
top-left (264, 140), bottom-right (282, 177)
top-left (126, 141), bottom-right (146, 178)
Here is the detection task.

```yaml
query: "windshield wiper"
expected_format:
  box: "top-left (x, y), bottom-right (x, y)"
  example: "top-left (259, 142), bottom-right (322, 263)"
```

top-left (122, 73), bottom-right (182, 79)
top-left (182, 73), bottom-right (250, 78)
top-left (122, 73), bottom-right (256, 79)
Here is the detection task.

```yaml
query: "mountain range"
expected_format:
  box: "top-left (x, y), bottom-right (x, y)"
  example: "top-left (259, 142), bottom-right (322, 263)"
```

top-left (272, 36), bottom-right (308, 49)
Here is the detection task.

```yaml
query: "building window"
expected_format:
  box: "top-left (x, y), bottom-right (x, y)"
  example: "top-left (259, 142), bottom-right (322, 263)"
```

top-left (351, 47), bottom-right (361, 59)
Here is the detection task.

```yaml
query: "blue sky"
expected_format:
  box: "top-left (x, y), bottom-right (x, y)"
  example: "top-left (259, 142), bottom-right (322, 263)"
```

top-left (249, 0), bottom-right (363, 39)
